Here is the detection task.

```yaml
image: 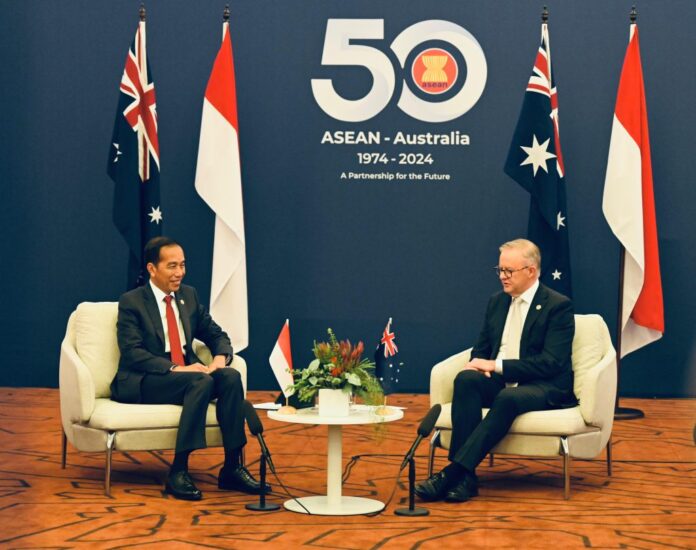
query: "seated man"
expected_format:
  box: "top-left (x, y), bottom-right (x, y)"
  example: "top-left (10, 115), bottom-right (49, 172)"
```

top-left (416, 238), bottom-right (576, 502)
top-left (110, 236), bottom-right (269, 500)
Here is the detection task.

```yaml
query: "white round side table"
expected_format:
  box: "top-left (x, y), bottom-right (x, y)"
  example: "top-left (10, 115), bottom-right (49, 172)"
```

top-left (268, 404), bottom-right (403, 515)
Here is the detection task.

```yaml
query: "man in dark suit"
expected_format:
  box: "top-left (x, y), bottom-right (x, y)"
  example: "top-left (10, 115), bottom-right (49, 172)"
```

top-left (416, 238), bottom-right (576, 502)
top-left (111, 236), bottom-right (269, 500)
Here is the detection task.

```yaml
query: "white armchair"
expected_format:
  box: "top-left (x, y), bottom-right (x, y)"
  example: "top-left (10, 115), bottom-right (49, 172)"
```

top-left (428, 314), bottom-right (616, 499)
top-left (59, 301), bottom-right (247, 496)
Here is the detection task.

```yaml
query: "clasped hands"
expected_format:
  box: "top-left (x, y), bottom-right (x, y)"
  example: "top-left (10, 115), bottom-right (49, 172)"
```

top-left (171, 355), bottom-right (227, 374)
top-left (462, 358), bottom-right (496, 378)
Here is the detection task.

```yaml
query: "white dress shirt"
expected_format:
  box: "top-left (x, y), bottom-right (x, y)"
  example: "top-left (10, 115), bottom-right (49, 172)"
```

top-left (495, 279), bottom-right (539, 375)
top-left (149, 280), bottom-right (186, 357)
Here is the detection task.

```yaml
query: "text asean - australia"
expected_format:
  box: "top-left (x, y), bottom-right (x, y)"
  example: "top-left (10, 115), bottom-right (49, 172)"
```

top-left (321, 131), bottom-right (470, 146)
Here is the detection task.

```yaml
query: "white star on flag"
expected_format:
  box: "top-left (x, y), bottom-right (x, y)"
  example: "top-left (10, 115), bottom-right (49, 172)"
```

top-left (520, 134), bottom-right (556, 176)
top-left (551, 269), bottom-right (562, 280)
top-left (557, 211), bottom-right (566, 229)
top-left (112, 143), bottom-right (122, 163)
top-left (148, 206), bottom-right (163, 224)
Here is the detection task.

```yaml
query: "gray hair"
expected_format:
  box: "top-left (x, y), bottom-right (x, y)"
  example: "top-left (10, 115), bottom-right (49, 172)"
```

top-left (499, 239), bottom-right (541, 269)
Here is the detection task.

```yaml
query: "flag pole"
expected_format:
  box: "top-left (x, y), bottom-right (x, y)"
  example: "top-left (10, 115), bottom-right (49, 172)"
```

top-left (614, 5), bottom-right (644, 421)
top-left (277, 318), bottom-right (296, 415)
top-left (615, 252), bottom-right (644, 419)
top-left (139, 3), bottom-right (145, 21)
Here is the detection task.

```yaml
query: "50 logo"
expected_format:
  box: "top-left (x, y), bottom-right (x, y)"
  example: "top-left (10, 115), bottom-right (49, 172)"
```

top-left (311, 19), bottom-right (487, 123)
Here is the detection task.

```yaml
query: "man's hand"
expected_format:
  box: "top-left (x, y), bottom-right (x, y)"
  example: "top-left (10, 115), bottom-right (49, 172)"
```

top-left (463, 358), bottom-right (496, 378)
top-left (171, 363), bottom-right (208, 373)
top-left (206, 355), bottom-right (227, 374)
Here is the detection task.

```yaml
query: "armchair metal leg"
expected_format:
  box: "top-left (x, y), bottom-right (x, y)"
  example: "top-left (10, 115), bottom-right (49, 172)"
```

top-left (561, 437), bottom-right (570, 500)
top-left (427, 430), bottom-right (441, 477)
top-left (105, 432), bottom-right (115, 497)
top-left (606, 438), bottom-right (612, 476)
top-left (61, 430), bottom-right (67, 469)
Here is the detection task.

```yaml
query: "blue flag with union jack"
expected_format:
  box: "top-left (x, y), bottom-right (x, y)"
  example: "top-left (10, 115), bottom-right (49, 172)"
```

top-left (107, 21), bottom-right (162, 289)
top-left (374, 318), bottom-right (401, 395)
top-left (504, 23), bottom-right (572, 297)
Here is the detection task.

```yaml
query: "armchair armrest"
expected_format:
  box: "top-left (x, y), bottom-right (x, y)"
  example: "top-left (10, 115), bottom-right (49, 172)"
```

top-left (230, 355), bottom-right (247, 396)
top-left (578, 348), bottom-right (617, 429)
top-left (59, 336), bottom-right (96, 436)
top-left (192, 340), bottom-right (247, 395)
top-left (430, 348), bottom-right (472, 406)
top-left (192, 339), bottom-right (214, 364)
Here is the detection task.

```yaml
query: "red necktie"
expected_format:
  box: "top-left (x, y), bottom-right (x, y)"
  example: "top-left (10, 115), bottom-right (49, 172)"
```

top-left (164, 295), bottom-right (185, 366)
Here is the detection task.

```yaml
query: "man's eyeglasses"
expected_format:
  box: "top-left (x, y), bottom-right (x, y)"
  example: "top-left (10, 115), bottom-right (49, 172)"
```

top-left (494, 265), bottom-right (531, 278)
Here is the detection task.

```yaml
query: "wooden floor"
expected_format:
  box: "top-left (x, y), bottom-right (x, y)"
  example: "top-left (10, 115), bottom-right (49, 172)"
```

top-left (0, 389), bottom-right (694, 549)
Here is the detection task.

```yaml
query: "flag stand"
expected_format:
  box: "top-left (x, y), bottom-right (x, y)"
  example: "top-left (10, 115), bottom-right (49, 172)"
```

top-left (614, 247), bottom-right (644, 420)
top-left (278, 396), bottom-right (297, 415)
top-left (375, 396), bottom-right (396, 417)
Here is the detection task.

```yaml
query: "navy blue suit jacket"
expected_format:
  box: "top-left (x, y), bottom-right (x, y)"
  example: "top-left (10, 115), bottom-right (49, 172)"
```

top-left (471, 283), bottom-right (577, 407)
top-left (110, 283), bottom-right (233, 404)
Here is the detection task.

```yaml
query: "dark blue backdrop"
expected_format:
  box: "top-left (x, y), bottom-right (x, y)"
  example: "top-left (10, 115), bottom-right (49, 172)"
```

top-left (1, 1), bottom-right (694, 397)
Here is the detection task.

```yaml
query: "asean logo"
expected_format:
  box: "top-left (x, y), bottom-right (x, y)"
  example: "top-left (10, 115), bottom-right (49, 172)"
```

top-left (412, 48), bottom-right (458, 95)
top-left (312, 19), bottom-right (487, 122)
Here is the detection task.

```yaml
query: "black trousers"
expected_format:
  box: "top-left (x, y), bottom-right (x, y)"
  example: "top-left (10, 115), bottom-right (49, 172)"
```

top-left (449, 370), bottom-right (551, 473)
top-left (140, 368), bottom-right (246, 453)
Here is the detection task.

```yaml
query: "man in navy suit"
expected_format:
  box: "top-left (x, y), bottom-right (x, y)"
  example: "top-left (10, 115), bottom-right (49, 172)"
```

top-left (416, 239), bottom-right (576, 502)
top-left (111, 236), bottom-right (269, 500)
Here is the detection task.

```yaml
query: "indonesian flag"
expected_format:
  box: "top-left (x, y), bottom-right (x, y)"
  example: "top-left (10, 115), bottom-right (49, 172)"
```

top-left (270, 320), bottom-right (294, 397)
top-left (194, 22), bottom-right (248, 350)
top-left (602, 24), bottom-right (664, 358)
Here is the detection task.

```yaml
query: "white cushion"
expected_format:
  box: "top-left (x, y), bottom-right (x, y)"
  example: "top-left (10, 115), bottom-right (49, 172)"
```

top-left (74, 302), bottom-right (119, 398)
top-left (501, 406), bottom-right (591, 434)
top-left (437, 402), bottom-right (591, 435)
top-left (88, 398), bottom-right (219, 430)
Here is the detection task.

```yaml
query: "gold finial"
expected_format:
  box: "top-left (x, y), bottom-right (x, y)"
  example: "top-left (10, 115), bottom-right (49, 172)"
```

top-left (139, 4), bottom-right (146, 22)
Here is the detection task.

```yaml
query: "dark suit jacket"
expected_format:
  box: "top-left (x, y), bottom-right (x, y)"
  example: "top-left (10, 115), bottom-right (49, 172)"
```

top-left (471, 283), bottom-right (577, 407)
top-left (110, 283), bottom-right (234, 403)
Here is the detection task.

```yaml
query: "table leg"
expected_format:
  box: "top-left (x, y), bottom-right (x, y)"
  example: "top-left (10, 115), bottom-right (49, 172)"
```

top-left (282, 421), bottom-right (385, 515)
top-left (326, 424), bottom-right (342, 506)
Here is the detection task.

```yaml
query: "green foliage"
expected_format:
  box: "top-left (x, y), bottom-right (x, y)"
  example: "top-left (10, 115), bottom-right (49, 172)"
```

top-left (289, 328), bottom-right (384, 406)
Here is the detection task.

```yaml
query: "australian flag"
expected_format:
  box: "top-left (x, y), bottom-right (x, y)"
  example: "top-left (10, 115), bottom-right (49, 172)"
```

top-left (504, 23), bottom-right (572, 297)
top-left (107, 21), bottom-right (162, 289)
top-left (374, 318), bottom-right (401, 395)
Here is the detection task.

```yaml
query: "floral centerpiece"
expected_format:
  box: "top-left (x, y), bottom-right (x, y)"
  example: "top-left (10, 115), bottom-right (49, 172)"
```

top-left (289, 329), bottom-right (383, 413)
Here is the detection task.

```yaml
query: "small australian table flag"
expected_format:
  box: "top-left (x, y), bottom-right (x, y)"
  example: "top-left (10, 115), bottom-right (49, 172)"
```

top-left (374, 318), bottom-right (401, 395)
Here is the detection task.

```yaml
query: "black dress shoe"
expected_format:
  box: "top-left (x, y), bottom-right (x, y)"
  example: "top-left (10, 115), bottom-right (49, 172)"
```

top-left (444, 474), bottom-right (479, 503)
top-left (218, 465), bottom-right (272, 495)
top-left (165, 470), bottom-right (202, 501)
top-left (414, 471), bottom-right (452, 502)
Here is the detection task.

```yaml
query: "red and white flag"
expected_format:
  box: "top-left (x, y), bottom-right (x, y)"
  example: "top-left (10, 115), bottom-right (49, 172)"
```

top-left (602, 24), bottom-right (664, 358)
top-left (270, 320), bottom-right (294, 397)
top-left (194, 21), bottom-right (248, 350)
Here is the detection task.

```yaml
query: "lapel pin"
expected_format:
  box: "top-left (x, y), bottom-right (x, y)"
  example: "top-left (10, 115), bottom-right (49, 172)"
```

top-left (536, 304), bottom-right (542, 310)
top-left (180, 299), bottom-right (185, 305)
